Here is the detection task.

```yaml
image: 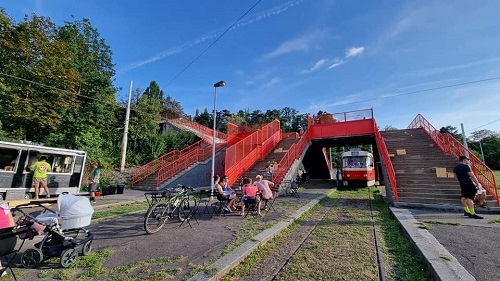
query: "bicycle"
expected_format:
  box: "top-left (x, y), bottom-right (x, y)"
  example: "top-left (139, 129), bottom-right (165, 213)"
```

top-left (143, 184), bottom-right (196, 234)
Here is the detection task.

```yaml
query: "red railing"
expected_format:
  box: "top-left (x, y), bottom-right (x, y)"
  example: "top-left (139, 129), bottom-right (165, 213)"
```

top-left (168, 118), bottom-right (227, 143)
top-left (373, 121), bottom-right (399, 201)
top-left (408, 114), bottom-right (499, 206)
top-left (156, 142), bottom-right (225, 186)
top-left (272, 129), bottom-right (310, 185)
top-left (131, 148), bottom-right (183, 186)
top-left (225, 120), bottom-right (281, 186)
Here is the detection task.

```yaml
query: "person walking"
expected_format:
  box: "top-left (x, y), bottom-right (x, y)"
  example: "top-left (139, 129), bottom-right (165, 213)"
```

top-left (29, 155), bottom-right (51, 199)
top-left (88, 161), bottom-right (101, 203)
top-left (453, 156), bottom-right (483, 219)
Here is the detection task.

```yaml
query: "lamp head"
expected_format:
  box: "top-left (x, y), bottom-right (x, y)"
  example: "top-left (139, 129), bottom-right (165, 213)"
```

top-left (214, 81), bottom-right (225, 88)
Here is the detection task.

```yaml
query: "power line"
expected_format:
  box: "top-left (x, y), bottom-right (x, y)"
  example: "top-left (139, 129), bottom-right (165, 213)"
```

top-left (466, 118), bottom-right (500, 132)
top-left (336, 76), bottom-right (500, 107)
top-left (0, 71), bottom-right (106, 104)
top-left (163, 0), bottom-right (264, 88)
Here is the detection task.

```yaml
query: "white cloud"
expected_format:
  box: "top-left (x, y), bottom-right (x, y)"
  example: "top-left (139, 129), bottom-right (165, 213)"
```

top-left (121, 0), bottom-right (306, 72)
top-left (302, 59), bottom-right (327, 74)
top-left (327, 59), bottom-right (345, 69)
top-left (261, 30), bottom-right (325, 60)
top-left (261, 77), bottom-right (281, 89)
top-left (345, 47), bottom-right (364, 58)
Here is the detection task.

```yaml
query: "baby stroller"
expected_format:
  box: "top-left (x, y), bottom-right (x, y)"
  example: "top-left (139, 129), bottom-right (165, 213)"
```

top-left (12, 193), bottom-right (94, 269)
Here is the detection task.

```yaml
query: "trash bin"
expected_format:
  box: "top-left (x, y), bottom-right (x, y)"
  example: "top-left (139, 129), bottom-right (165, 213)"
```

top-left (101, 186), bottom-right (110, 196)
top-left (116, 183), bottom-right (125, 194)
top-left (109, 185), bottom-right (116, 195)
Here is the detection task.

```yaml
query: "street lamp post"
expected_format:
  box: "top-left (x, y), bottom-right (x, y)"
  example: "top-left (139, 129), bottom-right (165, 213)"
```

top-left (211, 80), bottom-right (225, 196)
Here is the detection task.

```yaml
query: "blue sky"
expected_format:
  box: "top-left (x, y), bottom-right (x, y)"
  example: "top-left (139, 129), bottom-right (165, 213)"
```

top-left (3, 0), bottom-right (500, 135)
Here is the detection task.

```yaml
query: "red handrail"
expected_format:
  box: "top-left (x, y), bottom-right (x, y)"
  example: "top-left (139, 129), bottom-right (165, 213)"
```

top-left (168, 118), bottom-right (227, 143)
top-left (225, 120), bottom-right (281, 186)
top-left (408, 114), bottom-right (499, 206)
top-left (272, 127), bottom-right (310, 186)
top-left (131, 149), bottom-right (181, 186)
top-left (156, 142), bottom-right (225, 186)
top-left (373, 121), bottom-right (399, 201)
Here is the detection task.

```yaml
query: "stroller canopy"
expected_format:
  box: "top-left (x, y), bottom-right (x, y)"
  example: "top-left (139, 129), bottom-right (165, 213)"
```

top-left (57, 194), bottom-right (94, 229)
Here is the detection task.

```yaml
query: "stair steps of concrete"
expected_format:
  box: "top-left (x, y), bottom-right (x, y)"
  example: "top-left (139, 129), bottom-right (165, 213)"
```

top-left (230, 138), bottom-right (299, 189)
top-left (380, 128), bottom-right (465, 206)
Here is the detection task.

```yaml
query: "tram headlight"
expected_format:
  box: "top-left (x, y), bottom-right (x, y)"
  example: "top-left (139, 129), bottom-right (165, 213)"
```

top-left (346, 174), bottom-right (350, 178)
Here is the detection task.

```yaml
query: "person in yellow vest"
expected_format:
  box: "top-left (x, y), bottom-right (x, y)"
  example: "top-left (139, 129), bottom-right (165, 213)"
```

top-left (29, 155), bottom-right (51, 200)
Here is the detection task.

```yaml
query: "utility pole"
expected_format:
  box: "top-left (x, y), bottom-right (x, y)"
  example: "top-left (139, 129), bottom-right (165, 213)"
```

top-left (460, 123), bottom-right (469, 158)
top-left (120, 81), bottom-right (133, 173)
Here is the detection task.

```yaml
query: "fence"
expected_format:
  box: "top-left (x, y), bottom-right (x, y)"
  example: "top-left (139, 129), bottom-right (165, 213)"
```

top-left (225, 120), bottom-right (281, 186)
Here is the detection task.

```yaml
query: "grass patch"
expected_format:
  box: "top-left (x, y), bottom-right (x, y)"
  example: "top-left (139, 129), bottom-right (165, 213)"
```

top-left (224, 188), bottom-right (430, 280)
top-left (372, 189), bottom-right (431, 281)
top-left (417, 222), bottom-right (431, 230)
top-left (494, 170), bottom-right (500, 194)
top-left (92, 201), bottom-right (149, 221)
top-left (440, 255), bottom-right (453, 261)
top-left (221, 200), bottom-right (323, 280)
top-left (489, 218), bottom-right (500, 224)
top-left (423, 220), bottom-right (461, 226)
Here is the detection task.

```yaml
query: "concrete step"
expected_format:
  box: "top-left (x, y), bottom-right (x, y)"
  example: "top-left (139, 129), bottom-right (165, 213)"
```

top-left (397, 196), bottom-right (461, 205)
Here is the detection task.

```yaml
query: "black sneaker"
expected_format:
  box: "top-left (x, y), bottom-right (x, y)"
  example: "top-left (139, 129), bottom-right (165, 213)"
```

top-left (464, 211), bottom-right (469, 216)
top-left (468, 213), bottom-right (484, 219)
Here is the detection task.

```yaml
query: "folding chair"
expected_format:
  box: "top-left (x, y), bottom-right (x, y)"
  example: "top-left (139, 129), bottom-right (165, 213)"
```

top-left (196, 189), bottom-right (213, 218)
top-left (243, 197), bottom-right (260, 218)
top-left (290, 180), bottom-right (300, 198)
top-left (262, 190), bottom-right (278, 214)
top-left (0, 226), bottom-right (31, 281)
top-left (211, 194), bottom-right (231, 216)
top-left (179, 194), bottom-right (200, 228)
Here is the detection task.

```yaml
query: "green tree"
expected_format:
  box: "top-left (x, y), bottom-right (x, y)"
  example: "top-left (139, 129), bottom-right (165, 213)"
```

top-left (54, 18), bottom-right (119, 161)
top-left (383, 125), bottom-right (398, 131)
top-left (0, 11), bottom-right (81, 141)
top-left (194, 108), bottom-right (211, 128)
top-left (162, 96), bottom-right (184, 119)
top-left (439, 126), bottom-right (461, 140)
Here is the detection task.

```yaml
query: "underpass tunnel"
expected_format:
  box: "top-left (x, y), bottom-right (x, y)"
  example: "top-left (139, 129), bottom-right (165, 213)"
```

top-left (301, 135), bottom-right (379, 180)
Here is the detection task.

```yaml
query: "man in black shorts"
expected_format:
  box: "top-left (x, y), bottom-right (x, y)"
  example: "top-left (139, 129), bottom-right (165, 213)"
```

top-left (453, 156), bottom-right (483, 219)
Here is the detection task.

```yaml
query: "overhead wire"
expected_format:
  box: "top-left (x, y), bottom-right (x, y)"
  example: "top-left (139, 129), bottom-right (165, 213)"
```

top-left (466, 118), bottom-right (500, 133)
top-left (2, 70), bottom-right (500, 131)
top-left (163, 0), bottom-right (264, 88)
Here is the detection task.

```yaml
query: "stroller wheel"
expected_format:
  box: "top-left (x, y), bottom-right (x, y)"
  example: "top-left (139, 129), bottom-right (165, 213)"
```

top-left (21, 248), bottom-right (43, 268)
top-left (60, 248), bottom-right (78, 268)
top-left (81, 240), bottom-right (93, 256)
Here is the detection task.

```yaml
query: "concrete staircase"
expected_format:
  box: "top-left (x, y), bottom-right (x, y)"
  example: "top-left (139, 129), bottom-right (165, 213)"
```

top-left (381, 128), bottom-right (462, 206)
top-left (231, 138), bottom-right (300, 189)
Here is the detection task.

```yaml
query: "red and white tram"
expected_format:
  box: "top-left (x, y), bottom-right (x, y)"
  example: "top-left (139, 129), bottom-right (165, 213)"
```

top-left (341, 148), bottom-right (375, 187)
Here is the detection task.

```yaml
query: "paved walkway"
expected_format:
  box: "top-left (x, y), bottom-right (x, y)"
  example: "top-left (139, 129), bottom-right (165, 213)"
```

top-left (395, 207), bottom-right (500, 281)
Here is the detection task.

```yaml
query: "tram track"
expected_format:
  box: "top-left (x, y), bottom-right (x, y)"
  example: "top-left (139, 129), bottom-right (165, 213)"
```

top-left (228, 187), bottom-right (387, 281)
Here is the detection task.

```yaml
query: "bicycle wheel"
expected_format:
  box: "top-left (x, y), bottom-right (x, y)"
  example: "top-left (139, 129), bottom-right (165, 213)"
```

top-left (177, 198), bottom-right (193, 222)
top-left (144, 202), bottom-right (170, 234)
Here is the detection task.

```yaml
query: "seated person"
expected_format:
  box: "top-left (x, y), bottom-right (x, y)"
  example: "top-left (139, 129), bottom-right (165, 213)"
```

top-left (254, 175), bottom-right (275, 201)
top-left (240, 178), bottom-right (261, 216)
top-left (220, 175), bottom-right (236, 211)
top-left (0, 202), bottom-right (16, 277)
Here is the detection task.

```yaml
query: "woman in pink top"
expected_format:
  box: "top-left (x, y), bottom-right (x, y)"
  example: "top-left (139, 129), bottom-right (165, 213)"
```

top-left (241, 178), bottom-right (262, 216)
